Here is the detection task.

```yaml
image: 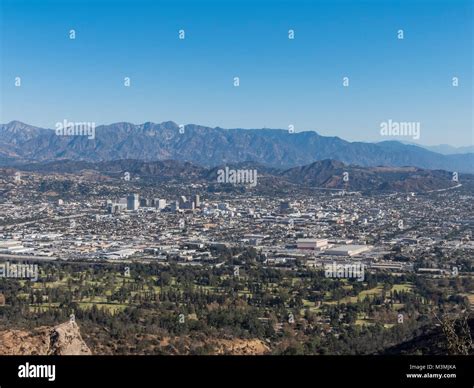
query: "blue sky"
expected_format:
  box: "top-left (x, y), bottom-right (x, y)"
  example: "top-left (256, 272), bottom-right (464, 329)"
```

top-left (1, 0), bottom-right (472, 146)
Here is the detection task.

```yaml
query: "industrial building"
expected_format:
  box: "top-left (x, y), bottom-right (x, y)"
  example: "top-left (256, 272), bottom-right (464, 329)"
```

top-left (297, 238), bottom-right (329, 250)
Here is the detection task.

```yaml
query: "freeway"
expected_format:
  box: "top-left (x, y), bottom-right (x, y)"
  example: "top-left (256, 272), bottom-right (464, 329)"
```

top-left (0, 253), bottom-right (57, 262)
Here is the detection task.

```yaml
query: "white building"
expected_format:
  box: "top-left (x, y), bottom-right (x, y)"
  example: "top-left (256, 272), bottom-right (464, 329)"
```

top-left (297, 238), bottom-right (329, 250)
top-left (155, 199), bottom-right (167, 209)
top-left (324, 244), bottom-right (372, 256)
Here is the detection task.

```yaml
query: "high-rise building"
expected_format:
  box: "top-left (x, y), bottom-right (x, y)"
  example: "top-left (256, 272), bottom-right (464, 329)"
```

top-left (194, 194), bottom-right (201, 208)
top-left (127, 194), bottom-right (139, 211)
top-left (155, 199), bottom-right (167, 209)
top-left (140, 198), bottom-right (150, 207)
top-left (177, 195), bottom-right (197, 210)
top-left (108, 203), bottom-right (126, 214)
top-left (170, 200), bottom-right (180, 212)
top-left (181, 200), bottom-right (195, 210)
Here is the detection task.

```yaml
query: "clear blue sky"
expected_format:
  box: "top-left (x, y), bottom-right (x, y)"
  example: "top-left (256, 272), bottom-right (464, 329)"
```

top-left (1, 0), bottom-right (472, 146)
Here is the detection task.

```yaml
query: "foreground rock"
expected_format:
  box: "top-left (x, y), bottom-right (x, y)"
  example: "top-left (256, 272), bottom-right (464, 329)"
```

top-left (211, 339), bottom-right (270, 355)
top-left (0, 321), bottom-right (92, 355)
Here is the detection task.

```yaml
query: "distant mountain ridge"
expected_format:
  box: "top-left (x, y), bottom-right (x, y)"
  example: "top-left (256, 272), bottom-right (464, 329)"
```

top-left (1, 121), bottom-right (473, 173)
top-left (15, 158), bottom-right (468, 193)
top-left (401, 142), bottom-right (474, 155)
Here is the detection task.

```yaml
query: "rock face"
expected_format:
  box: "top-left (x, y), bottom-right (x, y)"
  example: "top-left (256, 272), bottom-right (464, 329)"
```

top-left (159, 337), bottom-right (270, 355)
top-left (211, 339), bottom-right (270, 355)
top-left (0, 321), bottom-right (92, 355)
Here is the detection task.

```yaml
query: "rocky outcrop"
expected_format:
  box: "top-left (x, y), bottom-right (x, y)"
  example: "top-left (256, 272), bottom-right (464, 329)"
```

top-left (211, 339), bottom-right (270, 355)
top-left (159, 336), bottom-right (270, 355)
top-left (0, 321), bottom-right (92, 355)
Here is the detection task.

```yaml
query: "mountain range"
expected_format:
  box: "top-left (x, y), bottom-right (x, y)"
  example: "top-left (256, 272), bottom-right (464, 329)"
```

top-left (412, 143), bottom-right (474, 155)
top-left (0, 121), bottom-right (473, 173)
top-left (15, 158), bottom-right (468, 193)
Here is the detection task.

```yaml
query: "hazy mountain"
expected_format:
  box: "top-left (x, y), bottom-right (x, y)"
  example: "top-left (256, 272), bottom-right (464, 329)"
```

top-left (17, 158), bottom-right (468, 193)
top-left (423, 144), bottom-right (474, 155)
top-left (1, 121), bottom-right (473, 173)
top-left (398, 141), bottom-right (474, 155)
